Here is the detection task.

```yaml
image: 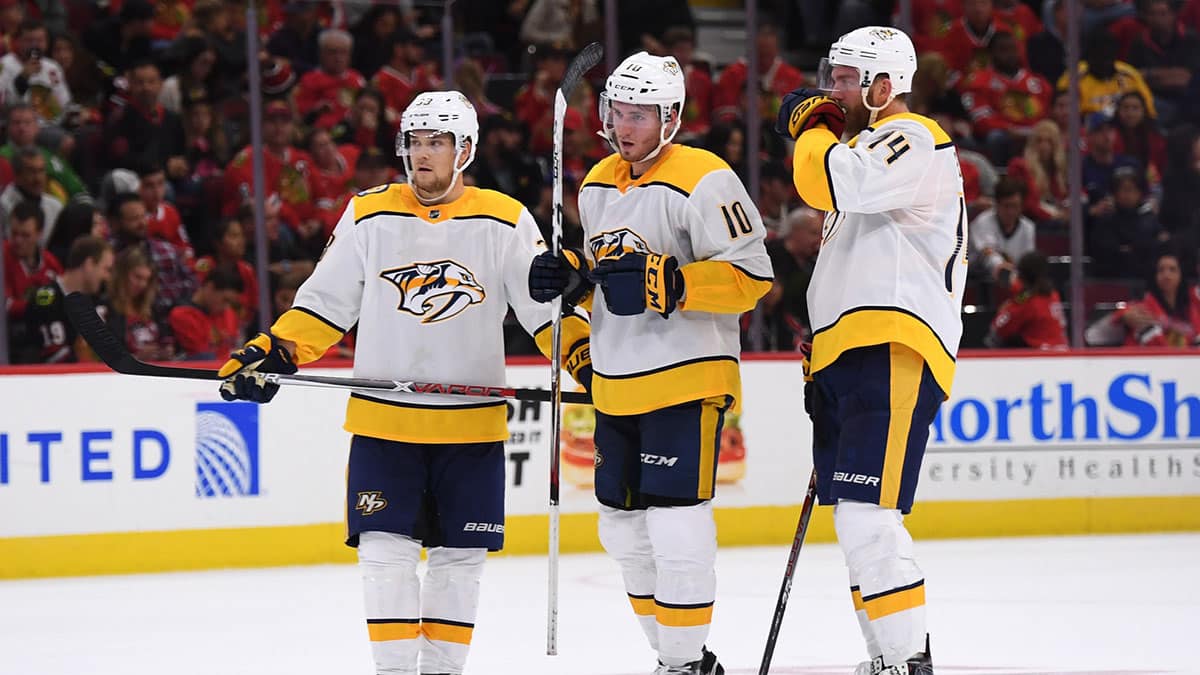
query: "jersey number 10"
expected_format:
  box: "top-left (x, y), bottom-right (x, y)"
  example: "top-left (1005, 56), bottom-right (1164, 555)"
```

top-left (720, 202), bottom-right (754, 239)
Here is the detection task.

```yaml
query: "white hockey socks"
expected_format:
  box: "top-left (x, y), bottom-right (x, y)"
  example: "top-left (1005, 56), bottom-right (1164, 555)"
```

top-left (646, 502), bottom-right (718, 668)
top-left (835, 500), bottom-right (927, 668)
top-left (597, 505), bottom-right (660, 651)
top-left (419, 547), bottom-right (486, 675)
top-left (359, 531), bottom-right (422, 675)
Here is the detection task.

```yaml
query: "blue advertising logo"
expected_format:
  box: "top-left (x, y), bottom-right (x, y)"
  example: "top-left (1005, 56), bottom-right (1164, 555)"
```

top-left (195, 402), bottom-right (260, 497)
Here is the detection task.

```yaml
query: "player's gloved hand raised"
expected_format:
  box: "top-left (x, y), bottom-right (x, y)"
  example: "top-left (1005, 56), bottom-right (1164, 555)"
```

top-left (776, 88), bottom-right (846, 140)
top-left (589, 252), bottom-right (684, 318)
top-left (529, 249), bottom-right (592, 306)
top-left (218, 332), bottom-right (298, 403)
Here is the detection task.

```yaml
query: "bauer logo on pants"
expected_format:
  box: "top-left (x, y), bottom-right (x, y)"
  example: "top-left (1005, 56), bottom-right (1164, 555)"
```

top-left (195, 402), bottom-right (260, 497)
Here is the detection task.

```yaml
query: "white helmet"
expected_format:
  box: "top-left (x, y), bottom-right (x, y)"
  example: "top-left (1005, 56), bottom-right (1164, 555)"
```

top-left (397, 91), bottom-right (479, 203)
top-left (599, 51), bottom-right (686, 163)
top-left (818, 26), bottom-right (917, 122)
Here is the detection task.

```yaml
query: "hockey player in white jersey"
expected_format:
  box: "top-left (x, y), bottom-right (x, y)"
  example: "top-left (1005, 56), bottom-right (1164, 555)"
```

top-left (777, 26), bottom-right (966, 675)
top-left (529, 52), bottom-right (773, 675)
top-left (217, 91), bottom-right (592, 675)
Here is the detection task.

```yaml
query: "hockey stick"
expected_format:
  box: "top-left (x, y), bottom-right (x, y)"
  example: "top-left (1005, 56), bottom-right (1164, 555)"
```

top-left (547, 40), bottom-right (603, 657)
top-left (62, 291), bottom-right (591, 404)
top-left (758, 468), bottom-right (819, 675)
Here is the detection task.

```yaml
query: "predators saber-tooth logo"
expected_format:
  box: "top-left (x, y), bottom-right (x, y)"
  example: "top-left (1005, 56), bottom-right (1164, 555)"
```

top-left (380, 259), bottom-right (486, 323)
top-left (589, 228), bottom-right (652, 262)
top-left (356, 491), bottom-right (388, 515)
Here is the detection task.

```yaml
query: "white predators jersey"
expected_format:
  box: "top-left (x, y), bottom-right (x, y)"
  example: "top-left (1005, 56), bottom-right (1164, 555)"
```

top-left (579, 144), bottom-right (773, 415)
top-left (272, 184), bottom-right (589, 444)
top-left (792, 112), bottom-right (966, 396)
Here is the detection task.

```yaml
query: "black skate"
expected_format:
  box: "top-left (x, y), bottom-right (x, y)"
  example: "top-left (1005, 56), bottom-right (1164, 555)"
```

top-left (654, 646), bottom-right (724, 675)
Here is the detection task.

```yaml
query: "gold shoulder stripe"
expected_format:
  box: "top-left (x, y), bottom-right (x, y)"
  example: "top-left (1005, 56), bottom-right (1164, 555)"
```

top-left (872, 112), bottom-right (952, 146)
top-left (581, 153), bottom-right (624, 190)
top-left (456, 188), bottom-right (525, 227)
top-left (353, 184), bottom-right (417, 223)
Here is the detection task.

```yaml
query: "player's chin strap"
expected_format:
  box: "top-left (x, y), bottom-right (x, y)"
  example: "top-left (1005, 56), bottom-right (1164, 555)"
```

top-left (862, 88), bottom-right (897, 126)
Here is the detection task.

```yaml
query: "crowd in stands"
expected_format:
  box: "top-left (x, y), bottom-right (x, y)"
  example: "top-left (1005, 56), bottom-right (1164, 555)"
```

top-left (2, 0), bottom-right (1199, 367)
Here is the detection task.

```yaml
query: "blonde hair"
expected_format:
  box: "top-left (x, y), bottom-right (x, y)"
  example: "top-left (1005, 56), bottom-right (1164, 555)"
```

top-left (110, 247), bottom-right (157, 321)
top-left (1023, 119), bottom-right (1067, 200)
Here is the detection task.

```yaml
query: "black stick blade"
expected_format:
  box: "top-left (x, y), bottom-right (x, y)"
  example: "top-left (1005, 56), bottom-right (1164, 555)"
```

top-left (560, 42), bottom-right (604, 101)
top-left (64, 291), bottom-right (220, 380)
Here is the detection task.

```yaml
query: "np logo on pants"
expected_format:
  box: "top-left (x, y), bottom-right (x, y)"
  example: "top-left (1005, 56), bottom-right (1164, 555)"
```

top-left (356, 491), bottom-right (388, 515)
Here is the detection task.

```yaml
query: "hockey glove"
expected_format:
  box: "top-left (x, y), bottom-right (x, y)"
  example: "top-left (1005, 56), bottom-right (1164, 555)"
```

top-left (590, 252), bottom-right (684, 318)
top-left (529, 249), bottom-right (592, 306)
top-left (776, 88), bottom-right (846, 140)
top-left (218, 332), bottom-right (298, 403)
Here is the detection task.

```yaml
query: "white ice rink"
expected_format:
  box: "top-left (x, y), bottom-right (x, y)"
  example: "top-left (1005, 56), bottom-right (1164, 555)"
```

top-left (2, 533), bottom-right (1197, 675)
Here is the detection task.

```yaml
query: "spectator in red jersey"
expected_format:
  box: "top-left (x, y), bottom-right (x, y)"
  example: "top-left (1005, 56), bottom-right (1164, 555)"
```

top-left (294, 28), bottom-right (366, 130)
top-left (712, 23), bottom-right (804, 124)
top-left (986, 251), bottom-right (1068, 349)
top-left (1007, 119), bottom-right (1069, 223)
top-left (514, 43), bottom-right (568, 155)
top-left (904, 0), bottom-right (963, 56)
top-left (3, 200), bottom-right (60, 318)
top-left (194, 217), bottom-right (258, 331)
top-left (662, 26), bottom-right (712, 145)
top-left (1112, 91), bottom-right (1167, 182)
top-left (1117, 250), bottom-right (1200, 347)
top-left (306, 127), bottom-right (359, 237)
top-left (150, 0), bottom-right (192, 43)
top-left (1127, 0), bottom-right (1200, 125)
top-left (109, 191), bottom-right (195, 312)
top-left (137, 164), bottom-right (192, 263)
top-left (994, 0), bottom-right (1042, 46)
top-left (167, 261), bottom-right (243, 360)
top-left (223, 99), bottom-right (316, 231)
top-left (370, 29), bottom-right (440, 128)
top-left (943, 0), bottom-right (1017, 85)
top-left (107, 246), bottom-right (172, 361)
top-left (960, 31), bottom-right (1053, 164)
top-left (106, 60), bottom-right (189, 180)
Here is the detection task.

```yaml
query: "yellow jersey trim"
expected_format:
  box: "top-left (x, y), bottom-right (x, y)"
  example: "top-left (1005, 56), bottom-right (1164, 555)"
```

top-left (882, 343), bottom-right (924, 508)
top-left (354, 184), bottom-right (525, 228)
top-left (421, 619), bottom-right (474, 645)
top-left (272, 307), bottom-right (347, 364)
top-left (593, 356), bottom-right (741, 416)
top-left (791, 127), bottom-right (839, 212)
top-left (869, 112), bottom-right (953, 146)
top-left (811, 307), bottom-right (955, 398)
top-left (367, 620), bottom-right (420, 642)
top-left (343, 393), bottom-right (510, 443)
top-left (628, 594), bottom-right (656, 617)
top-left (533, 314), bottom-right (592, 382)
top-left (680, 260), bottom-right (773, 314)
top-left (581, 144), bottom-right (731, 196)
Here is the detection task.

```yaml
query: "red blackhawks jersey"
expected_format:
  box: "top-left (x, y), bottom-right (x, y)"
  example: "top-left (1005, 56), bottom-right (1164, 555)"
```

top-left (222, 145), bottom-right (316, 224)
top-left (960, 67), bottom-right (1052, 135)
top-left (943, 17), bottom-right (1021, 82)
top-left (294, 68), bottom-right (367, 130)
top-left (903, 0), bottom-right (963, 55)
top-left (371, 65), bottom-right (441, 123)
top-left (990, 289), bottom-right (1068, 349)
top-left (146, 201), bottom-right (193, 263)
